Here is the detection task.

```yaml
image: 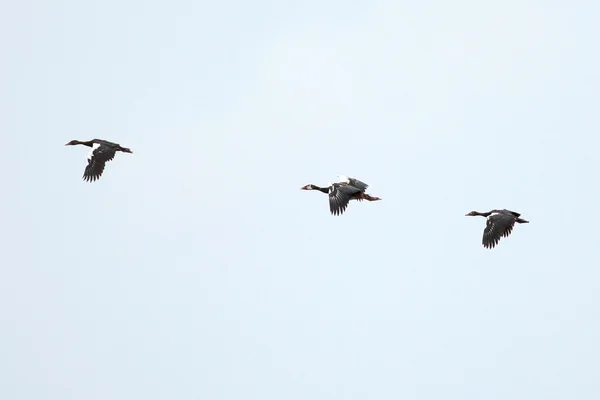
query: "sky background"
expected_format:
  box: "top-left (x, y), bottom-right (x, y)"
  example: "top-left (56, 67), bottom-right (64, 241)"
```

top-left (1, 0), bottom-right (600, 399)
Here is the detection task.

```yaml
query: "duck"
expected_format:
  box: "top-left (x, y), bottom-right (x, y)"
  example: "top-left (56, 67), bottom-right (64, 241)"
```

top-left (65, 139), bottom-right (132, 182)
top-left (465, 209), bottom-right (529, 249)
top-left (301, 175), bottom-right (382, 216)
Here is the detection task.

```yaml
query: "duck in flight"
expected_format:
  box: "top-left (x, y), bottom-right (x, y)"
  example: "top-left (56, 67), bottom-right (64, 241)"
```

top-left (301, 175), bottom-right (382, 216)
top-left (65, 139), bottom-right (132, 182)
top-left (465, 209), bottom-right (529, 249)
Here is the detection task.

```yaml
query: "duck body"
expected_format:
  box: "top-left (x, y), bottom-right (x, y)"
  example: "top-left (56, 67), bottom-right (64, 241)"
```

top-left (65, 139), bottom-right (132, 182)
top-left (465, 209), bottom-right (529, 249)
top-left (301, 175), bottom-right (381, 216)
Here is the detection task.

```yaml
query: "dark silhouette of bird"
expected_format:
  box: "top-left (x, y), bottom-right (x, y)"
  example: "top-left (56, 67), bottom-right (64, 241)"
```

top-left (65, 139), bottom-right (132, 182)
top-left (301, 175), bottom-right (382, 216)
top-left (465, 209), bottom-right (529, 249)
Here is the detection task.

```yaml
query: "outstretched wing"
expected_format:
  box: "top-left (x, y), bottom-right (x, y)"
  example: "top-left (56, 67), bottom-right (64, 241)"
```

top-left (339, 175), bottom-right (369, 191)
top-left (500, 209), bottom-right (521, 218)
top-left (328, 183), bottom-right (362, 216)
top-left (348, 177), bottom-right (368, 191)
top-left (482, 212), bottom-right (517, 249)
top-left (83, 145), bottom-right (116, 182)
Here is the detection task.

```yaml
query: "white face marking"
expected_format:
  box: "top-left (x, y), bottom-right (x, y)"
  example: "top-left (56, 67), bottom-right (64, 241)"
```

top-left (88, 143), bottom-right (101, 160)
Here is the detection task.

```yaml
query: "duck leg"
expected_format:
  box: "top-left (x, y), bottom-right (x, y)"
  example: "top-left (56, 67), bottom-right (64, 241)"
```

top-left (362, 193), bottom-right (381, 201)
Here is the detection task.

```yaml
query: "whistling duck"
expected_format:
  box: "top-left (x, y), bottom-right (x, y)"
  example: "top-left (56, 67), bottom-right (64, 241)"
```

top-left (301, 175), bottom-right (382, 216)
top-left (65, 139), bottom-right (132, 182)
top-left (465, 209), bottom-right (529, 249)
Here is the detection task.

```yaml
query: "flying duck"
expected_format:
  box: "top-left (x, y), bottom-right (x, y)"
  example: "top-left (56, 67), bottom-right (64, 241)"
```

top-left (465, 209), bottom-right (529, 249)
top-left (301, 175), bottom-right (382, 216)
top-left (65, 139), bottom-right (132, 182)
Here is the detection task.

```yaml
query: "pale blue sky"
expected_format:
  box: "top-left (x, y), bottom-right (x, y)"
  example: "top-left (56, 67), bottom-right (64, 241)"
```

top-left (2, 1), bottom-right (600, 399)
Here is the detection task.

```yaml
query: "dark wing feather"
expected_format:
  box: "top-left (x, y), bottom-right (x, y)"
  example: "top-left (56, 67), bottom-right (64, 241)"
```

top-left (83, 146), bottom-right (116, 182)
top-left (347, 177), bottom-right (368, 191)
top-left (500, 209), bottom-right (521, 218)
top-left (328, 183), bottom-right (362, 216)
top-left (482, 213), bottom-right (517, 249)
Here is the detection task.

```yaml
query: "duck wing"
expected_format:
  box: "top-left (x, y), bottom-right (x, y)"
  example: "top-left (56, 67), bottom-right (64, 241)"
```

top-left (328, 183), bottom-right (362, 216)
top-left (341, 176), bottom-right (369, 191)
top-left (83, 144), bottom-right (116, 182)
top-left (500, 209), bottom-right (521, 218)
top-left (482, 212), bottom-right (517, 249)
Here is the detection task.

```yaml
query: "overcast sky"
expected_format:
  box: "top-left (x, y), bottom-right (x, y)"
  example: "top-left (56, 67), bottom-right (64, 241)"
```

top-left (2, 1), bottom-right (600, 399)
